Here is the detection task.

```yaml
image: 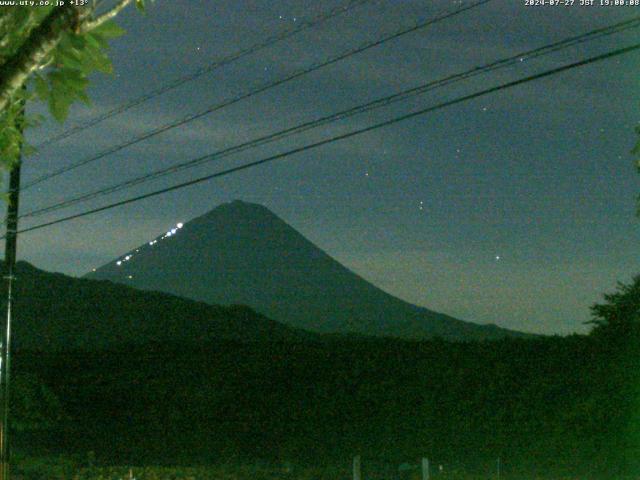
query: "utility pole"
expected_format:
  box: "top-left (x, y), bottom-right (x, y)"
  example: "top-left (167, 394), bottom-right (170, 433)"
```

top-left (0, 92), bottom-right (25, 480)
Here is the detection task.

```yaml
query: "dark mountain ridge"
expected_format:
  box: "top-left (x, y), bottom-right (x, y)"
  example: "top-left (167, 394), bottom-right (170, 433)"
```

top-left (86, 200), bottom-right (527, 341)
top-left (3, 261), bottom-right (313, 351)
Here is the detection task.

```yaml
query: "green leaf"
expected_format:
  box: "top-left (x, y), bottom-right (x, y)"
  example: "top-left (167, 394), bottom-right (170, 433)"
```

top-left (47, 74), bottom-right (76, 122)
top-left (58, 49), bottom-right (84, 70)
top-left (75, 40), bottom-right (113, 74)
top-left (59, 69), bottom-right (89, 93)
top-left (68, 32), bottom-right (86, 50)
top-left (76, 90), bottom-right (91, 106)
top-left (48, 94), bottom-right (67, 122)
top-left (85, 31), bottom-right (109, 50)
top-left (90, 20), bottom-right (126, 39)
top-left (135, 0), bottom-right (146, 13)
top-left (90, 49), bottom-right (113, 74)
top-left (45, 69), bottom-right (90, 121)
top-left (32, 74), bottom-right (49, 102)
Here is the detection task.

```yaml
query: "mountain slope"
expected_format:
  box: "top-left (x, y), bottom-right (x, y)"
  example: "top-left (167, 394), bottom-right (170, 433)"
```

top-left (86, 200), bottom-right (524, 340)
top-left (4, 261), bottom-right (312, 351)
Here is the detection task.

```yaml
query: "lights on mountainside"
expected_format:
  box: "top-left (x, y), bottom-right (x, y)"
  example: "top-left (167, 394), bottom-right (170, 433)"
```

top-left (117, 253), bottom-right (134, 266)
top-left (116, 221), bottom-right (185, 268)
top-left (161, 223), bottom-right (183, 240)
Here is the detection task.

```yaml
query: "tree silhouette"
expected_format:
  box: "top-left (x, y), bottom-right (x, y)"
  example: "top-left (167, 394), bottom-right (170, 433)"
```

top-left (589, 275), bottom-right (640, 341)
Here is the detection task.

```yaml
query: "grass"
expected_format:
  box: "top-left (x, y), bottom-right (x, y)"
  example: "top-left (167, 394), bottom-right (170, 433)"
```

top-left (10, 456), bottom-right (630, 480)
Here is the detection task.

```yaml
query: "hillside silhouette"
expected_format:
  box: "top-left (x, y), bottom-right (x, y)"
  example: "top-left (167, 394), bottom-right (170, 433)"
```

top-left (3, 261), bottom-right (312, 351)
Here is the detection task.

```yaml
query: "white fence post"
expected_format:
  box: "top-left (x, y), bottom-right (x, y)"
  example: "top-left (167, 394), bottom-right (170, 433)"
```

top-left (421, 458), bottom-right (429, 480)
top-left (353, 455), bottom-right (362, 480)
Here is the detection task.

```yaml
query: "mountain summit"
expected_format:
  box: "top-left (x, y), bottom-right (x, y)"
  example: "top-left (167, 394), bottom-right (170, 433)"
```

top-left (86, 200), bottom-right (522, 340)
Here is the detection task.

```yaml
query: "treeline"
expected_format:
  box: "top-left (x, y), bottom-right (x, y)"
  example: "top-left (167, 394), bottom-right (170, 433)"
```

top-left (7, 273), bottom-right (640, 479)
top-left (10, 330), bottom-right (639, 479)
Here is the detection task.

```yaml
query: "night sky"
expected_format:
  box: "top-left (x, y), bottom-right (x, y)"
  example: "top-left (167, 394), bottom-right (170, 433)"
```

top-left (18, 0), bottom-right (640, 335)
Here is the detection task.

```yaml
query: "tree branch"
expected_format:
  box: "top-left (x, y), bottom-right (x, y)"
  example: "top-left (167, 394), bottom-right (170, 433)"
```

top-left (0, 4), bottom-right (81, 113)
top-left (0, 0), bottom-right (136, 115)
top-left (80, 0), bottom-right (133, 32)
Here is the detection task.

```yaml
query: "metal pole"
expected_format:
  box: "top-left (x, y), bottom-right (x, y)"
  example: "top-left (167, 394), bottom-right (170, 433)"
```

top-left (421, 458), bottom-right (429, 480)
top-left (353, 455), bottom-right (361, 480)
top-left (0, 91), bottom-right (25, 480)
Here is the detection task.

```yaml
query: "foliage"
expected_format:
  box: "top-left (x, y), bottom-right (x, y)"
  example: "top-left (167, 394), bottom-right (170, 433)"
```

top-left (0, 1), bottom-right (148, 172)
top-left (588, 275), bottom-right (640, 338)
top-left (32, 20), bottom-right (125, 122)
top-left (12, 454), bottom-right (78, 480)
top-left (10, 461), bottom-right (364, 480)
top-left (12, 334), bottom-right (635, 479)
top-left (3, 261), bottom-right (310, 350)
top-left (9, 456), bottom-right (638, 480)
top-left (6, 264), bottom-right (639, 479)
top-left (12, 373), bottom-right (67, 432)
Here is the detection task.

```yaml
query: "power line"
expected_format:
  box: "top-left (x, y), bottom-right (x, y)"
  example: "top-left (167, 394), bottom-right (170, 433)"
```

top-left (20, 15), bottom-right (640, 220)
top-left (22, 0), bottom-right (493, 191)
top-left (13, 42), bottom-right (640, 237)
top-left (32, 0), bottom-right (376, 151)
top-left (25, 0), bottom-right (488, 188)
